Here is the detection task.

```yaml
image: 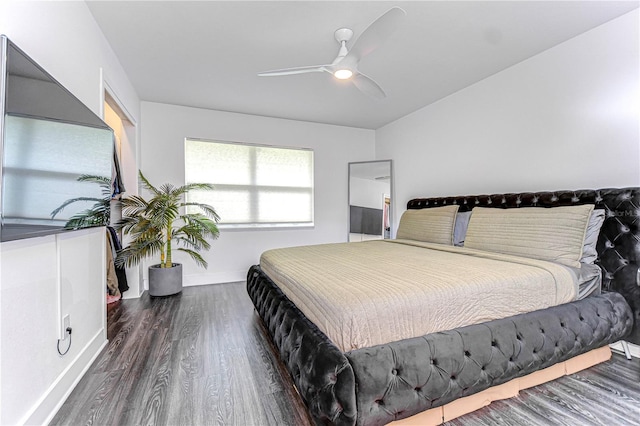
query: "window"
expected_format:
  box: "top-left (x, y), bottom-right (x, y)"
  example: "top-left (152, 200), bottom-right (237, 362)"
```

top-left (185, 138), bottom-right (314, 227)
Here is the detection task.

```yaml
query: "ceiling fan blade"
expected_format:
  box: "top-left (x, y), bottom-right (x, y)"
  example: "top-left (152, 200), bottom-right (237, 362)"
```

top-left (258, 65), bottom-right (331, 77)
top-left (346, 7), bottom-right (406, 62)
top-left (352, 72), bottom-right (386, 99)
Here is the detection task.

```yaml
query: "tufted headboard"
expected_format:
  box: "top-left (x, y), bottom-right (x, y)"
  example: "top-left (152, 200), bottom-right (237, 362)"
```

top-left (407, 188), bottom-right (640, 345)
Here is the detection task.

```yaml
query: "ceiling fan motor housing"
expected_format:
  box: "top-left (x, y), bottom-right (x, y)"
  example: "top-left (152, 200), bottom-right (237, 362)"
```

top-left (334, 28), bottom-right (354, 43)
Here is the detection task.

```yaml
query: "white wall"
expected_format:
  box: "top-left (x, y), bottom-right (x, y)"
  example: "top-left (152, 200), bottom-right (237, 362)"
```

top-left (0, 2), bottom-right (139, 119)
top-left (350, 177), bottom-right (390, 210)
top-left (1, 229), bottom-right (106, 425)
top-left (376, 10), bottom-right (639, 232)
top-left (141, 102), bottom-right (375, 286)
top-left (0, 1), bottom-right (140, 424)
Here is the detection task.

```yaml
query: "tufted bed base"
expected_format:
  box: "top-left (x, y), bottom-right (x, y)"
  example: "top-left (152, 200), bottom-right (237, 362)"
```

top-left (389, 345), bottom-right (611, 425)
top-left (248, 266), bottom-right (632, 425)
top-left (247, 188), bottom-right (638, 425)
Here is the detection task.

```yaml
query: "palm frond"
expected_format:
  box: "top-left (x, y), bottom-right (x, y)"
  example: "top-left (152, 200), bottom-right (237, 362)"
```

top-left (116, 239), bottom-right (164, 268)
top-left (176, 248), bottom-right (208, 268)
top-left (117, 214), bottom-right (155, 235)
top-left (138, 171), bottom-right (162, 196)
top-left (63, 203), bottom-right (110, 229)
top-left (182, 182), bottom-right (215, 192)
top-left (77, 175), bottom-right (113, 197)
top-left (180, 202), bottom-right (221, 222)
top-left (121, 195), bottom-right (149, 209)
top-left (51, 196), bottom-right (106, 218)
top-left (173, 223), bottom-right (212, 251)
top-left (159, 182), bottom-right (177, 195)
top-left (77, 174), bottom-right (111, 183)
top-left (181, 214), bottom-right (220, 237)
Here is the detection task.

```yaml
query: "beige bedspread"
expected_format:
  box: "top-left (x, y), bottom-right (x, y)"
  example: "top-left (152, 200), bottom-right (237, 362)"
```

top-left (260, 240), bottom-right (577, 352)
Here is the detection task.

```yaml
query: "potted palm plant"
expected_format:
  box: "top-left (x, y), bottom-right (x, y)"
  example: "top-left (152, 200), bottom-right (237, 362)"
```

top-left (115, 171), bottom-right (220, 296)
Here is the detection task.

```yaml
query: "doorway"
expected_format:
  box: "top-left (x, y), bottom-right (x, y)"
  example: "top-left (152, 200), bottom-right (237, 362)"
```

top-left (103, 87), bottom-right (141, 299)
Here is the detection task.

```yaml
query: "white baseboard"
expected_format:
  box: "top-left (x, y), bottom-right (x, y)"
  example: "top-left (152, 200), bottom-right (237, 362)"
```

top-left (137, 268), bottom-right (246, 292)
top-left (610, 340), bottom-right (640, 359)
top-left (184, 269), bottom-right (247, 286)
top-left (20, 329), bottom-right (107, 425)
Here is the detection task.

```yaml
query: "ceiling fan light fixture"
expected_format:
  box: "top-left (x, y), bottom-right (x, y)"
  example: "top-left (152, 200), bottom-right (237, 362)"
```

top-left (334, 69), bottom-right (353, 80)
top-left (257, 7), bottom-right (406, 99)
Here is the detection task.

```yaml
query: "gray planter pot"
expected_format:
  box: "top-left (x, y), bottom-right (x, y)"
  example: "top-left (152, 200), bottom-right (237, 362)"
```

top-left (148, 263), bottom-right (183, 297)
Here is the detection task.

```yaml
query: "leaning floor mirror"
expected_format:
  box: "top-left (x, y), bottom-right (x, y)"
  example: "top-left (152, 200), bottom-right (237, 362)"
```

top-left (348, 160), bottom-right (393, 242)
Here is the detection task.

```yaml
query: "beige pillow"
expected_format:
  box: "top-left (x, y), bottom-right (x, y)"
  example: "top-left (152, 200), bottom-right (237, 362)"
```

top-left (464, 205), bottom-right (594, 268)
top-left (396, 205), bottom-right (459, 245)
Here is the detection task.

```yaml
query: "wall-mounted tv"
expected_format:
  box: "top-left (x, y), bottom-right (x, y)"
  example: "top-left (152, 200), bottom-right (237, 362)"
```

top-left (0, 35), bottom-right (114, 242)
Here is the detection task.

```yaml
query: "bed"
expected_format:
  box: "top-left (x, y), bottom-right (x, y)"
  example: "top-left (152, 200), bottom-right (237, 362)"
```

top-left (247, 188), bottom-right (638, 425)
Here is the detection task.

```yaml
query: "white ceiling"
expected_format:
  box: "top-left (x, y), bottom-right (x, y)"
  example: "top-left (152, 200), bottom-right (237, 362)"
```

top-left (86, 1), bottom-right (639, 130)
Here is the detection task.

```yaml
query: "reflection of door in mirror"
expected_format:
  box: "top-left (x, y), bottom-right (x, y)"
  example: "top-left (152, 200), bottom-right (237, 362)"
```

top-left (383, 194), bottom-right (390, 238)
top-left (348, 160), bottom-right (392, 242)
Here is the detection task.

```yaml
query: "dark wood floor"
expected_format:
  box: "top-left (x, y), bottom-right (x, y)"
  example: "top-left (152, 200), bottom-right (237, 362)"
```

top-left (51, 283), bottom-right (640, 426)
top-left (51, 282), bottom-right (312, 426)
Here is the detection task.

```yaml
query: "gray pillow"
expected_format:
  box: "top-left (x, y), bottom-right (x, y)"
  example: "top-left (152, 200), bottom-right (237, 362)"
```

top-left (453, 211), bottom-right (472, 247)
top-left (580, 209), bottom-right (605, 264)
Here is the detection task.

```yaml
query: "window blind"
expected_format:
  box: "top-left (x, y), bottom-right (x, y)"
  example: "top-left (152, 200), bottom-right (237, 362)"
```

top-left (185, 139), bottom-right (314, 226)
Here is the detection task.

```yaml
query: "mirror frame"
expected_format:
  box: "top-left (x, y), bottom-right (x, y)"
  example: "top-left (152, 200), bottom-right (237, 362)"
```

top-left (348, 159), bottom-right (393, 242)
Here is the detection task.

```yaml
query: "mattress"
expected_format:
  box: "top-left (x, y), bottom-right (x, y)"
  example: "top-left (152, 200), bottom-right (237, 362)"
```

top-left (260, 239), bottom-right (585, 352)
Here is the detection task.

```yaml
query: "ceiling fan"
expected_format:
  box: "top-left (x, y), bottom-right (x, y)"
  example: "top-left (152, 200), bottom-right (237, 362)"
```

top-left (257, 7), bottom-right (406, 99)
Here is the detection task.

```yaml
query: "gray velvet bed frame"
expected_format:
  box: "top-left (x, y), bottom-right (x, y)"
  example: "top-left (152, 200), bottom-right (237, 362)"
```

top-left (247, 188), bottom-right (638, 426)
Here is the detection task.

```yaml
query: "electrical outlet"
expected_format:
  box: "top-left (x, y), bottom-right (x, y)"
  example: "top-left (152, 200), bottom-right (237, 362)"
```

top-left (62, 314), bottom-right (70, 340)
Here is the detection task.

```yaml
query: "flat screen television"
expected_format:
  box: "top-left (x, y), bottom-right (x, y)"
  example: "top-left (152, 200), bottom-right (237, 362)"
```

top-left (0, 35), bottom-right (114, 242)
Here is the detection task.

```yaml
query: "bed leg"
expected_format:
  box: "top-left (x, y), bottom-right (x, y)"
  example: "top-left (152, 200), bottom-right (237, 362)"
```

top-left (621, 341), bottom-right (633, 360)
